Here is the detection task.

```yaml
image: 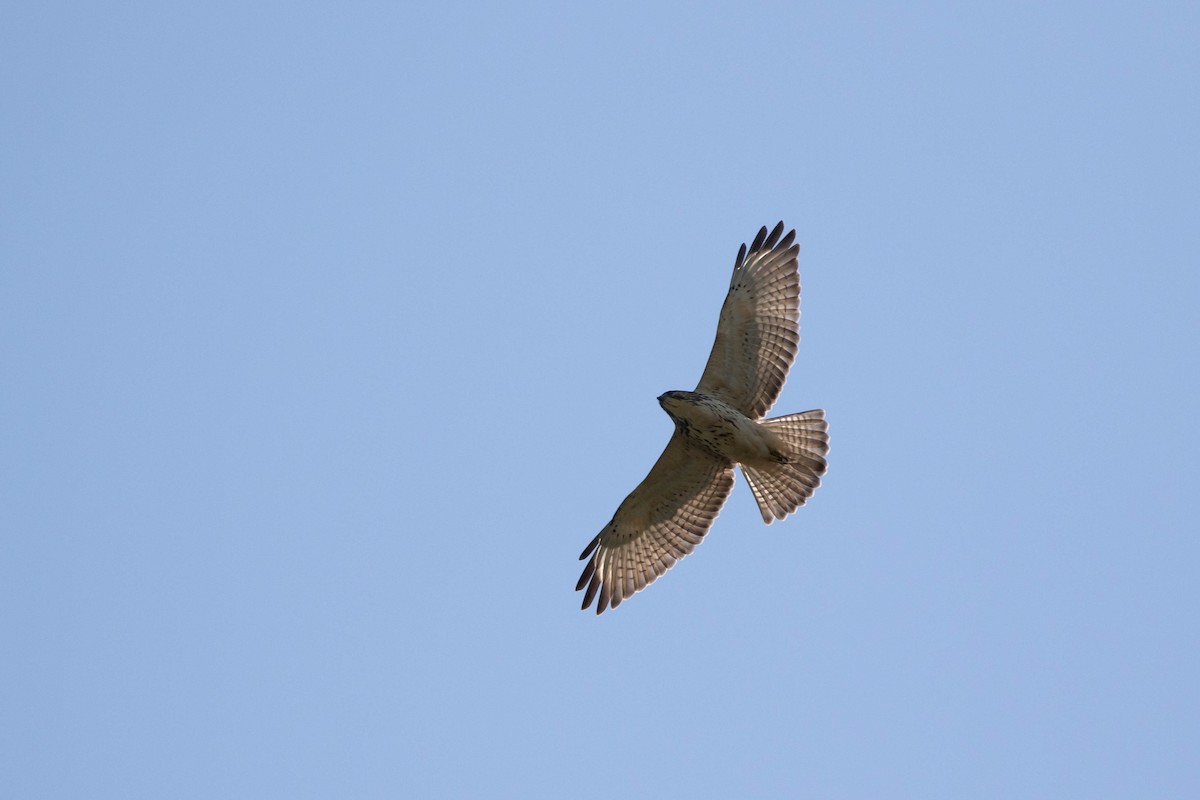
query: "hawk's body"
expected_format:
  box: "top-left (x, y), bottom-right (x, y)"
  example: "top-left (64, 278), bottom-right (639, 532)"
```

top-left (577, 222), bottom-right (828, 614)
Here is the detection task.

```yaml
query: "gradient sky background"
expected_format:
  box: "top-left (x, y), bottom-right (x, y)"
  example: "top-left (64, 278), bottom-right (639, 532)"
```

top-left (3, 2), bottom-right (1198, 797)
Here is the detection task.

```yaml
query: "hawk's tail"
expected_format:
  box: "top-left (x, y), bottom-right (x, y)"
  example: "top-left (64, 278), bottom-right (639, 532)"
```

top-left (742, 410), bottom-right (829, 524)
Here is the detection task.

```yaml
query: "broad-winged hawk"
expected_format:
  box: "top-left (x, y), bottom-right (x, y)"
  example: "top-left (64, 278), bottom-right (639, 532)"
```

top-left (577, 222), bottom-right (828, 614)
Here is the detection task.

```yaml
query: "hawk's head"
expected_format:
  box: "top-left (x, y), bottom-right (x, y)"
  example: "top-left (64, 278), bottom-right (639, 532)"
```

top-left (657, 390), bottom-right (687, 412)
top-left (657, 390), bottom-right (700, 424)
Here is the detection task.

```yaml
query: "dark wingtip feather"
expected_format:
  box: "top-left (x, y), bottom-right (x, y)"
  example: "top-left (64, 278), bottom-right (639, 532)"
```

top-left (763, 220), bottom-right (785, 249)
top-left (575, 558), bottom-right (596, 591)
top-left (597, 583), bottom-right (611, 614)
top-left (734, 243), bottom-right (747, 269)
top-left (581, 572), bottom-right (601, 610)
top-left (578, 533), bottom-right (600, 560)
top-left (749, 225), bottom-right (769, 252)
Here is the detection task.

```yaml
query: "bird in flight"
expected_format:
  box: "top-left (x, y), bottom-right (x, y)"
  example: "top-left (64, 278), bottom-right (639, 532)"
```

top-left (577, 222), bottom-right (828, 614)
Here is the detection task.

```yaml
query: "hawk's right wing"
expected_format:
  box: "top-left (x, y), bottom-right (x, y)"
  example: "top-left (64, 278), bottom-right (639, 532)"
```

top-left (694, 222), bottom-right (801, 420)
top-left (576, 431), bottom-right (735, 614)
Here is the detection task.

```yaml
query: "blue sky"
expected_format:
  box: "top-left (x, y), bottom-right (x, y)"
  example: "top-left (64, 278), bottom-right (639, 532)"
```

top-left (3, 2), bottom-right (1198, 797)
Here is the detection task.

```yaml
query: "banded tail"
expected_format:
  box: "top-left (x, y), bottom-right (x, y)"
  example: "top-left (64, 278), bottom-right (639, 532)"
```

top-left (741, 410), bottom-right (829, 523)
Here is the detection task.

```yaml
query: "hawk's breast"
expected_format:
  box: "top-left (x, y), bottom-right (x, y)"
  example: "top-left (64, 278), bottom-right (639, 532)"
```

top-left (663, 391), bottom-right (780, 465)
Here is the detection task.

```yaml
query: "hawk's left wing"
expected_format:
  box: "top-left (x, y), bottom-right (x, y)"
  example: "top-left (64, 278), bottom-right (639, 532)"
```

top-left (694, 222), bottom-right (800, 419)
top-left (577, 431), bottom-right (735, 614)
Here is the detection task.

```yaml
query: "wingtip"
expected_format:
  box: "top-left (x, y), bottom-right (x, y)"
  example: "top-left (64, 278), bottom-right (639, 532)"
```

top-left (749, 225), bottom-right (769, 252)
top-left (734, 242), bottom-right (747, 269)
top-left (580, 570), bottom-right (601, 610)
top-left (763, 221), bottom-right (786, 249)
top-left (575, 558), bottom-right (596, 591)
top-left (578, 533), bottom-right (601, 560)
top-left (747, 221), bottom-right (796, 255)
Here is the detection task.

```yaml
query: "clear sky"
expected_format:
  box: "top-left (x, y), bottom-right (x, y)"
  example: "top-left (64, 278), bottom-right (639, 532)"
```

top-left (3, 2), bottom-right (1197, 797)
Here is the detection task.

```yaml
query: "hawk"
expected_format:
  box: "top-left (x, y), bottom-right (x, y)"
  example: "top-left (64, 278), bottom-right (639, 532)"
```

top-left (576, 222), bottom-right (828, 614)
